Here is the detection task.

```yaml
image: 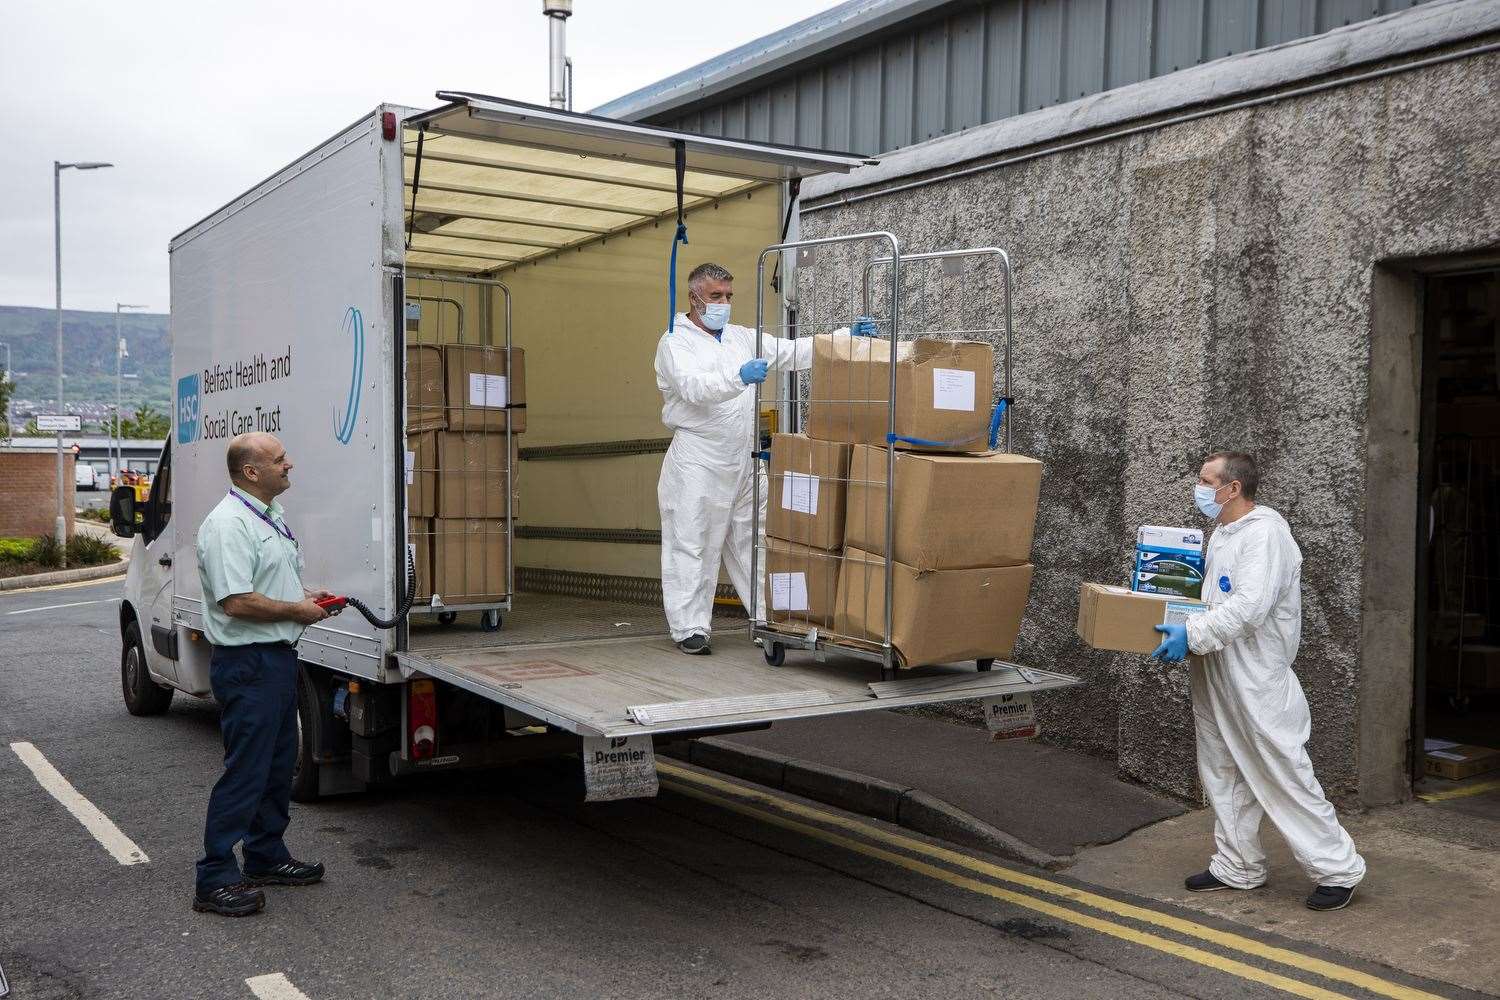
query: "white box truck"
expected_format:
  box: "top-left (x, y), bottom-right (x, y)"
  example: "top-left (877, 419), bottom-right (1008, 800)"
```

top-left (111, 93), bottom-right (1078, 800)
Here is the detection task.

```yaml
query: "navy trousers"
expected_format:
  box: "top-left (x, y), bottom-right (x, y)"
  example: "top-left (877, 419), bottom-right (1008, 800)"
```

top-left (195, 642), bottom-right (298, 893)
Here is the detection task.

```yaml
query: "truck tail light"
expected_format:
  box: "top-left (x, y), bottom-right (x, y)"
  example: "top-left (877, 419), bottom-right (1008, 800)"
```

top-left (408, 679), bottom-right (437, 760)
top-left (381, 111), bottom-right (397, 141)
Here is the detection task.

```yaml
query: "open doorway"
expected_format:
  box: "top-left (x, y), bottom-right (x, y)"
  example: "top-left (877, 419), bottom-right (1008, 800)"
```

top-left (1418, 268), bottom-right (1500, 771)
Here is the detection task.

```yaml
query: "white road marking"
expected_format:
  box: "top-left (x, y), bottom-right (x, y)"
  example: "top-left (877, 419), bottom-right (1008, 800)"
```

top-left (6, 597), bottom-right (120, 615)
top-left (8, 742), bottom-right (149, 865)
top-left (246, 973), bottom-right (313, 1000)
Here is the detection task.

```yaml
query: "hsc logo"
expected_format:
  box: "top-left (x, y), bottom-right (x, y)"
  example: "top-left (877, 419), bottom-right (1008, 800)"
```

top-left (176, 374), bottom-right (200, 444)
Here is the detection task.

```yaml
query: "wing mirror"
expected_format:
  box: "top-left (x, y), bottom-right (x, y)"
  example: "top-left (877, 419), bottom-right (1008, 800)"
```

top-left (110, 486), bottom-right (137, 538)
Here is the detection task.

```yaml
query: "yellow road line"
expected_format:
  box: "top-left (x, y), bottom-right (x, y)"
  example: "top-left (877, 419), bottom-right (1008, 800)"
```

top-left (659, 761), bottom-right (1446, 1000)
top-left (1418, 778), bottom-right (1500, 802)
top-left (660, 777), bottom-right (1358, 1000)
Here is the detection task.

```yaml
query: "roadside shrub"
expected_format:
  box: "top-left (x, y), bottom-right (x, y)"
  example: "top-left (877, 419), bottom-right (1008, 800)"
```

top-left (0, 534), bottom-right (120, 574)
top-left (68, 534), bottom-right (121, 566)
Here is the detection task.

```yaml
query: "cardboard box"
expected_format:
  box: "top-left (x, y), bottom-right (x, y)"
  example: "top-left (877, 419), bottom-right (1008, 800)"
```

top-left (804, 333), bottom-right (994, 452)
top-left (1423, 741), bottom-right (1500, 781)
top-left (432, 518), bottom-right (512, 603)
top-left (1132, 572), bottom-right (1204, 599)
top-left (406, 345), bottom-right (447, 433)
top-left (766, 433), bottom-right (853, 552)
top-left (765, 538), bottom-right (841, 629)
top-left (1426, 646), bottom-right (1500, 692)
top-left (1077, 583), bottom-right (1207, 654)
top-left (836, 547), bottom-right (1033, 668)
top-left (443, 344), bottom-right (526, 433)
top-left (436, 432), bottom-right (521, 519)
top-left (407, 517), bottom-right (433, 600)
top-left (844, 445), bottom-right (1041, 569)
top-left (405, 432), bottom-right (437, 517)
top-left (1133, 525), bottom-right (1205, 590)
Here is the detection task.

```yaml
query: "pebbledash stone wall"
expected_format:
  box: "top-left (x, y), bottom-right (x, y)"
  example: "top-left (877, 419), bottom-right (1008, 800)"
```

top-left (792, 37), bottom-right (1500, 805)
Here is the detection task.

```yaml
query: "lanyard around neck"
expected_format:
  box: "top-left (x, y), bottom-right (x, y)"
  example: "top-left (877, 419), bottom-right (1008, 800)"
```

top-left (230, 490), bottom-right (295, 543)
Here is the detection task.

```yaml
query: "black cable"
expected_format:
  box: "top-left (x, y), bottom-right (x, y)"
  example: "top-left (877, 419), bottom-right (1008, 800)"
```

top-left (345, 548), bottom-right (418, 629)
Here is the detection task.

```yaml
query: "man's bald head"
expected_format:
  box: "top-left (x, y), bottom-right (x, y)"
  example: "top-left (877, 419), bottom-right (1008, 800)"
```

top-left (227, 433), bottom-right (294, 499)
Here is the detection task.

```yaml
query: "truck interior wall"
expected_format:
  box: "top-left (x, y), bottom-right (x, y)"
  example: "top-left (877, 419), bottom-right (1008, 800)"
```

top-left (491, 188), bottom-right (781, 583)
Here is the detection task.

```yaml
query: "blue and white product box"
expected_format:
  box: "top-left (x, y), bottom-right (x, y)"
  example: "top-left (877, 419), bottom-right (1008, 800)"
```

top-left (1133, 525), bottom-right (1205, 593)
top-left (1133, 571), bottom-right (1204, 599)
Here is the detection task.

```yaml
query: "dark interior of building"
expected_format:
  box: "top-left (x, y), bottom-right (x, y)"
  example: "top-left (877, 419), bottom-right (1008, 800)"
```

top-left (1418, 268), bottom-right (1500, 770)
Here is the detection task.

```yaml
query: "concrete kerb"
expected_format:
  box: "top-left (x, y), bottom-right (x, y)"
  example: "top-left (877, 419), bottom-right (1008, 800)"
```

top-left (664, 737), bottom-right (1069, 871)
top-left (0, 559), bottom-right (128, 592)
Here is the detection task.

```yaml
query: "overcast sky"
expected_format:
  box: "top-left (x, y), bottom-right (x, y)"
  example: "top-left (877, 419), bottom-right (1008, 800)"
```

top-left (0, 0), bottom-right (844, 313)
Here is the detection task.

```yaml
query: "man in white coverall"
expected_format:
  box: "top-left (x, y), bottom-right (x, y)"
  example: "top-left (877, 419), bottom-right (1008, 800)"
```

top-left (1151, 451), bottom-right (1366, 911)
top-left (654, 262), bottom-right (817, 655)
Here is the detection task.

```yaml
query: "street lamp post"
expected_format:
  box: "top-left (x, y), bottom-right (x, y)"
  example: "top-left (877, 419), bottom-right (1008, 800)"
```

top-left (54, 159), bottom-right (112, 567)
top-left (114, 303), bottom-right (147, 484)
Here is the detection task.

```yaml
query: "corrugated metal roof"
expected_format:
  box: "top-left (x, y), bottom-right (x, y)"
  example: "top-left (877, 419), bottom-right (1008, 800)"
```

top-left (598, 0), bottom-right (1437, 155)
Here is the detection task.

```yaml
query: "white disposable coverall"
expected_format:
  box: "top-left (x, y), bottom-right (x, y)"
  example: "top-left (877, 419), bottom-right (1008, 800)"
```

top-left (1185, 505), bottom-right (1365, 889)
top-left (654, 313), bottom-right (813, 642)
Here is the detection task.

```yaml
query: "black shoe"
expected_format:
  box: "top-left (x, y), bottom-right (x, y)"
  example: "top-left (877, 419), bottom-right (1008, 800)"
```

top-left (1306, 885), bottom-right (1355, 911)
top-left (1184, 870), bottom-right (1235, 892)
top-left (193, 881), bottom-right (266, 917)
top-left (676, 634), bottom-right (711, 655)
top-left (244, 859), bottom-right (325, 886)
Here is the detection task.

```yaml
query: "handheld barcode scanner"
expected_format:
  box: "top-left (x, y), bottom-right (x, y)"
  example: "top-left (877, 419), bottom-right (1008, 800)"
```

top-left (314, 596), bottom-right (348, 613)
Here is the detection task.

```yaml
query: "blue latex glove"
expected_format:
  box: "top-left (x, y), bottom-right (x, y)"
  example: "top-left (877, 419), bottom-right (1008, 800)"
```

top-left (739, 358), bottom-right (769, 385)
top-left (1152, 623), bottom-right (1189, 663)
top-left (852, 316), bottom-right (878, 336)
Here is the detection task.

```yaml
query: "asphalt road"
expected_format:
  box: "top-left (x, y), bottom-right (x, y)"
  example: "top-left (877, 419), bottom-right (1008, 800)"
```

top-left (0, 578), bottom-right (1480, 1000)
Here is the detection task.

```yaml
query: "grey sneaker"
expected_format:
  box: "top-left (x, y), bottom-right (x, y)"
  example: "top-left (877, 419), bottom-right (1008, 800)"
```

top-left (1306, 885), bottom-right (1355, 911)
top-left (677, 634), bottom-right (711, 655)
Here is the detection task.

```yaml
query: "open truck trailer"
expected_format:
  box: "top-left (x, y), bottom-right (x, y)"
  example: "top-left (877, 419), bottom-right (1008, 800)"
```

top-left (114, 94), bottom-right (1080, 800)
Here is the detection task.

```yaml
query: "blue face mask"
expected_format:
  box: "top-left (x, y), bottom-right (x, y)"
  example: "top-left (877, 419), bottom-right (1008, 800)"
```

top-left (698, 301), bottom-right (731, 331)
top-left (1194, 483), bottom-right (1225, 520)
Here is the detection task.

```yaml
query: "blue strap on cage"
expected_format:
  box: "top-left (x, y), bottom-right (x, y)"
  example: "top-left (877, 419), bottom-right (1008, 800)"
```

top-left (886, 398), bottom-right (1012, 451)
top-left (666, 139), bottom-right (688, 334)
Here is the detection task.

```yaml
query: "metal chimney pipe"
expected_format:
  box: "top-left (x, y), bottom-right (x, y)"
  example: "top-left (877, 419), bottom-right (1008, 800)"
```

top-left (543, 0), bottom-right (573, 110)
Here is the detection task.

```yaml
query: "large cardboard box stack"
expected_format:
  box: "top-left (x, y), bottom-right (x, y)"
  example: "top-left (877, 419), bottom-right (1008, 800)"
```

top-left (406, 344), bottom-right (526, 604)
top-left (788, 332), bottom-right (1044, 668)
top-left (804, 333), bottom-right (995, 452)
top-left (763, 433), bottom-right (852, 630)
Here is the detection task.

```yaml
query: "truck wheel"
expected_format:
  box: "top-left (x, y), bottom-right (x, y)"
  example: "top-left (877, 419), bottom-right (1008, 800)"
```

top-left (290, 666), bottom-right (321, 803)
top-left (121, 622), bottom-right (173, 716)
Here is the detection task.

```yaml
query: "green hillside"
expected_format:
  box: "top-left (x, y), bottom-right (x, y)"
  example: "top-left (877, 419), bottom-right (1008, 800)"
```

top-left (0, 305), bottom-right (170, 414)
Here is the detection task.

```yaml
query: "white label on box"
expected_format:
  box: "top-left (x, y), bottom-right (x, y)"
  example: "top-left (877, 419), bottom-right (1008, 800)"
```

top-left (983, 693), bottom-right (1038, 739)
top-left (1424, 738), bottom-right (1461, 751)
top-left (1428, 750), bottom-right (1467, 762)
top-left (770, 572), bottom-right (809, 612)
top-left (582, 735), bottom-right (658, 802)
top-left (932, 368), bottom-right (976, 411)
top-left (404, 449), bottom-right (415, 485)
top-left (781, 472), bottom-right (820, 515)
top-left (1163, 601), bottom-right (1206, 626)
top-left (467, 372), bottom-right (509, 408)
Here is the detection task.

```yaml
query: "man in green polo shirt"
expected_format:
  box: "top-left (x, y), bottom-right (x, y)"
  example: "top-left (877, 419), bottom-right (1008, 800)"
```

top-left (193, 431), bottom-right (337, 917)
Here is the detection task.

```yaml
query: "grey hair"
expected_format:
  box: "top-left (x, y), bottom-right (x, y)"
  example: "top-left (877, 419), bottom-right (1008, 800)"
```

top-left (1206, 451), bottom-right (1259, 500)
top-left (687, 262), bottom-right (733, 294)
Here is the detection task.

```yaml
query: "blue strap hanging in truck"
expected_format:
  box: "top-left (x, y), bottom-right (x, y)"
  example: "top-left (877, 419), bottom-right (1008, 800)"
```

top-left (886, 398), bottom-right (1012, 451)
top-left (665, 139), bottom-right (688, 334)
